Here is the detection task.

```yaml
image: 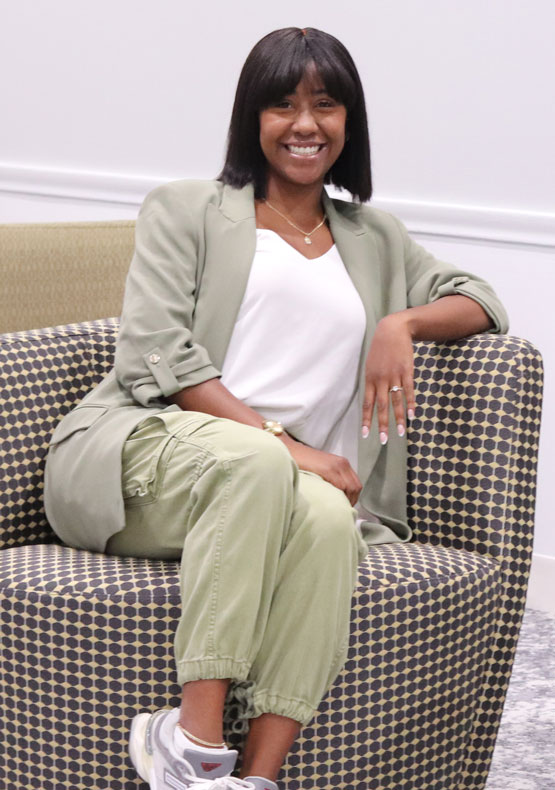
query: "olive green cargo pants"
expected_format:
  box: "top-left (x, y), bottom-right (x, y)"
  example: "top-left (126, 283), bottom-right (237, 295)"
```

top-left (106, 410), bottom-right (367, 726)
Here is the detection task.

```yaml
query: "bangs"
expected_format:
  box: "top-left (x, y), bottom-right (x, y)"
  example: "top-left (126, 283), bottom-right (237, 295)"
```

top-left (254, 37), bottom-right (358, 112)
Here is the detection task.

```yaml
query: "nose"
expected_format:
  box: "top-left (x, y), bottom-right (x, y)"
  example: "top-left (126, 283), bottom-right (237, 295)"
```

top-left (291, 107), bottom-right (319, 135)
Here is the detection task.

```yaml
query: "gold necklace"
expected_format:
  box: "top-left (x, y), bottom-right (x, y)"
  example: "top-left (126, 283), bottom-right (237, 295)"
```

top-left (264, 199), bottom-right (327, 245)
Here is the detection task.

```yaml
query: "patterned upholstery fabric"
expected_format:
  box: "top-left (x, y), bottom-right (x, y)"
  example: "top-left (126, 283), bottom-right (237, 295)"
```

top-left (0, 320), bottom-right (543, 790)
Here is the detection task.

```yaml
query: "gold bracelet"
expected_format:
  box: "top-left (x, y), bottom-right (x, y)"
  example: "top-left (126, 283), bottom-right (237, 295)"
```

top-left (262, 419), bottom-right (284, 436)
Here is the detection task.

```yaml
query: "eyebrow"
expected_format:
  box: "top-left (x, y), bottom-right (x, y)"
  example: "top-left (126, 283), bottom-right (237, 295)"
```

top-left (285, 87), bottom-right (329, 97)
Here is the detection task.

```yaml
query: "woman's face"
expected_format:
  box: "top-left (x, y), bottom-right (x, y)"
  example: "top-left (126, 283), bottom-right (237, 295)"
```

top-left (259, 66), bottom-right (347, 192)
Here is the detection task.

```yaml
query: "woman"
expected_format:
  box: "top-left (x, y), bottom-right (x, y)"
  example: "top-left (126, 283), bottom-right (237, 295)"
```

top-left (44, 26), bottom-right (508, 790)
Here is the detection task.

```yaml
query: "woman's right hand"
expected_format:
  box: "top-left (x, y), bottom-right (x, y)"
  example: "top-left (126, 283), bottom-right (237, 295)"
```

top-left (283, 438), bottom-right (362, 506)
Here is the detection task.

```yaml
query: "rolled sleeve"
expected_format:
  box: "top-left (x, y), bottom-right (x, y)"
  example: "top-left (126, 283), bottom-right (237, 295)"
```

top-left (433, 276), bottom-right (509, 334)
top-left (129, 346), bottom-right (220, 403)
top-left (114, 185), bottom-right (221, 407)
top-left (394, 216), bottom-right (509, 334)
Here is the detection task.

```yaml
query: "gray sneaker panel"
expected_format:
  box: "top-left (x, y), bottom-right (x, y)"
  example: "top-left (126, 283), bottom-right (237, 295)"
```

top-left (149, 708), bottom-right (198, 787)
top-left (149, 706), bottom-right (238, 785)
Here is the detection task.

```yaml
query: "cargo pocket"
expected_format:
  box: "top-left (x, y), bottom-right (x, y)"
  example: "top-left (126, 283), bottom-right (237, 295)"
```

top-left (121, 429), bottom-right (177, 508)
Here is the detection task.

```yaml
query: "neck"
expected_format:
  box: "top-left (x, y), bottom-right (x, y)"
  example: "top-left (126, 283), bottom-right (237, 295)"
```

top-left (263, 179), bottom-right (325, 222)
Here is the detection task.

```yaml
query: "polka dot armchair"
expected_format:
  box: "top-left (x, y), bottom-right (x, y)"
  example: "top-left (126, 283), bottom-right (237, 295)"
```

top-left (0, 318), bottom-right (543, 790)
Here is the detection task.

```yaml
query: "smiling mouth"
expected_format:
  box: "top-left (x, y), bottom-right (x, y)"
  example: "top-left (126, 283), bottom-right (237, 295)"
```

top-left (285, 144), bottom-right (325, 156)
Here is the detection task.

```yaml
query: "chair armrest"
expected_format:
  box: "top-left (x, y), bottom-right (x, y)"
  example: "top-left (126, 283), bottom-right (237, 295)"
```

top-left (408, 334), bottom-right (543, 566)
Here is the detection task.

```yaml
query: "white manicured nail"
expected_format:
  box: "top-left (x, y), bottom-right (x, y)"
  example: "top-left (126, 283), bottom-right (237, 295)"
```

top-left (379, 432), bottom-right (388, 445)
top-left (397, 423), bottom-right (405, 437)
top-left (361, 425), bottom-right (369, 438)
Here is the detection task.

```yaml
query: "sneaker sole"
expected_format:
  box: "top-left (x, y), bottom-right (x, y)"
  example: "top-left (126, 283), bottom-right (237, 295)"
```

top-left (129, 712), bottom-right (152, 784)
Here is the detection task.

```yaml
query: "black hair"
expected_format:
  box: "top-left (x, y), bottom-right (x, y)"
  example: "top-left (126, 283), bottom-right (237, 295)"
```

top-left (217, 27), bottom-right (372, 202)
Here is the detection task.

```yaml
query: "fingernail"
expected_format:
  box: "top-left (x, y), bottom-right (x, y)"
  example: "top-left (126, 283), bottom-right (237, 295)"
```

top-left (408, 408), bottom-right (415, 421)
top-left (379, 432), bottom-right (388, 445)
top-left (361, 425), bottom-right (369, 439)
top-left (397, 423), bottom-right (405, 437)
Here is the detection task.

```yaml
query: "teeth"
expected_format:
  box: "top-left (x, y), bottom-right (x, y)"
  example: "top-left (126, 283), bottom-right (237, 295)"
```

top-left (287, 145), bottom-right (321, 155)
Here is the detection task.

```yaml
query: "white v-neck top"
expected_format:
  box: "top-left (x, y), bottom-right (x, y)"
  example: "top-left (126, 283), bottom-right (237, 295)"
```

top-left (220, 228), bottom-right (366, 472)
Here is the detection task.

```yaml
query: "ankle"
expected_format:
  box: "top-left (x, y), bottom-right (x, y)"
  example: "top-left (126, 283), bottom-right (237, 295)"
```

top-left (179, 678), bottom-right (230, 746)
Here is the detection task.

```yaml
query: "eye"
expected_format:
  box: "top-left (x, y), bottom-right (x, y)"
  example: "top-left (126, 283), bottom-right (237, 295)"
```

top-left (273, 99), bottom-right (292, 109)
top-left (317, 98), bottom-right (337, 108)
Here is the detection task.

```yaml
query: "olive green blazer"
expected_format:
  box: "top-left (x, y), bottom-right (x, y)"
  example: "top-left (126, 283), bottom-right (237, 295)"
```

top-left (44, 179), bottom-right (509, 553)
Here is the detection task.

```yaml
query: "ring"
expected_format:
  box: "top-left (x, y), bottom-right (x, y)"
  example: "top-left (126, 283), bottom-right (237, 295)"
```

top-left (389, 385), bottom-right (403, 393)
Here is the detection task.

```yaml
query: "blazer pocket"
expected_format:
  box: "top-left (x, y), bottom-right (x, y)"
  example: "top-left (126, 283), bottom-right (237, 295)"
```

top-left (49, 405), bottom-right (108, 446)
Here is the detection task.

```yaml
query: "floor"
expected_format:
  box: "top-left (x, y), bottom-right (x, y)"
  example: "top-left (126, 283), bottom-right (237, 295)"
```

top-left (485, 607), bottom-right (555, 790)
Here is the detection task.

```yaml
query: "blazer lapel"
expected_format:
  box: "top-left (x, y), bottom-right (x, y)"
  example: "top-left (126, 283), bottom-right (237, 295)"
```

top-left (192, 183), bottom-right (257, 370)
top-left (323, 189), bottom-right (380, 348)
top-left (323, 189), bottom-right (383, 485)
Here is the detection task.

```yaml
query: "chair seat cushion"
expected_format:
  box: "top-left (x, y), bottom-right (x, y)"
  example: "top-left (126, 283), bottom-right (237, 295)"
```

top-left (0, 541), bottom-right (497, 602)
top-left (0, 543), bottom-right (181, 602)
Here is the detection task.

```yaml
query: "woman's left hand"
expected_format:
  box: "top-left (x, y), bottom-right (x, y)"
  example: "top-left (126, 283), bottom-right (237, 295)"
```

top-left (362, 313), bottom-right (416, 444)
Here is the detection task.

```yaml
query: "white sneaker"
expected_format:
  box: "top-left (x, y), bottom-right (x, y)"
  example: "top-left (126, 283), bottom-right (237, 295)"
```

top-left (244, 777), bottom-right (279, 790)
top-left (129, 707), bottom-right (254, 790)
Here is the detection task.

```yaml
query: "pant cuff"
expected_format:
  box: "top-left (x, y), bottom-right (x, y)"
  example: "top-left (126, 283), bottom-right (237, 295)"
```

top-left (252, 689), bottom-right (316, 727)
top-left (176, 657), bottom-right (251, 686)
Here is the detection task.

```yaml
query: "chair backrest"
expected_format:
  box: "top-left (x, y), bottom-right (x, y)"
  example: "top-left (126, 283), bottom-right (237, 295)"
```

top-left (0, 320), bottom-right (543, 559)
top-left (0, 319), bottom-right (118, 548)
top-left (0, 221), bottom-right (134, 333)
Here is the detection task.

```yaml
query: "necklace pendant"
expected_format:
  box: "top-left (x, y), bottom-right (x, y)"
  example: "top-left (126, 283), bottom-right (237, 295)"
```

top-left (304, 236), bottom-right (312, 245)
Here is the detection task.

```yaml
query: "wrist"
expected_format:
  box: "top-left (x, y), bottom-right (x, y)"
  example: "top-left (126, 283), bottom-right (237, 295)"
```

top-left (379, 310), bottom-right (415, 338)
top-left (278, 431), bottom-right (298, 449)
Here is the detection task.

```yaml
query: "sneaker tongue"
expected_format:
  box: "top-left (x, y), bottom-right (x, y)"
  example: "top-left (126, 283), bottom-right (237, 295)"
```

top-left (182, 747), bottom-right (238, 779)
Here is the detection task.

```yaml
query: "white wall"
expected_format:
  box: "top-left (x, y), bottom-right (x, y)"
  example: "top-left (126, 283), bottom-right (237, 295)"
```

top-left (2, 0), bottom-right (554, 210)
top-left (1, 1), bottom-right (554, 588)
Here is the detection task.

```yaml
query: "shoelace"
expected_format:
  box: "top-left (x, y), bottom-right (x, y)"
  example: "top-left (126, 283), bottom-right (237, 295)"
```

top-left (183, 775), bottom-right (255, 790)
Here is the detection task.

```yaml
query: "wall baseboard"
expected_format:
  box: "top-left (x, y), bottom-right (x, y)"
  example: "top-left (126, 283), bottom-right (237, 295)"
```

top-left (1, 163), bottom-right (554, 248)
top-left (526, 553), bottom-right (555, 614)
